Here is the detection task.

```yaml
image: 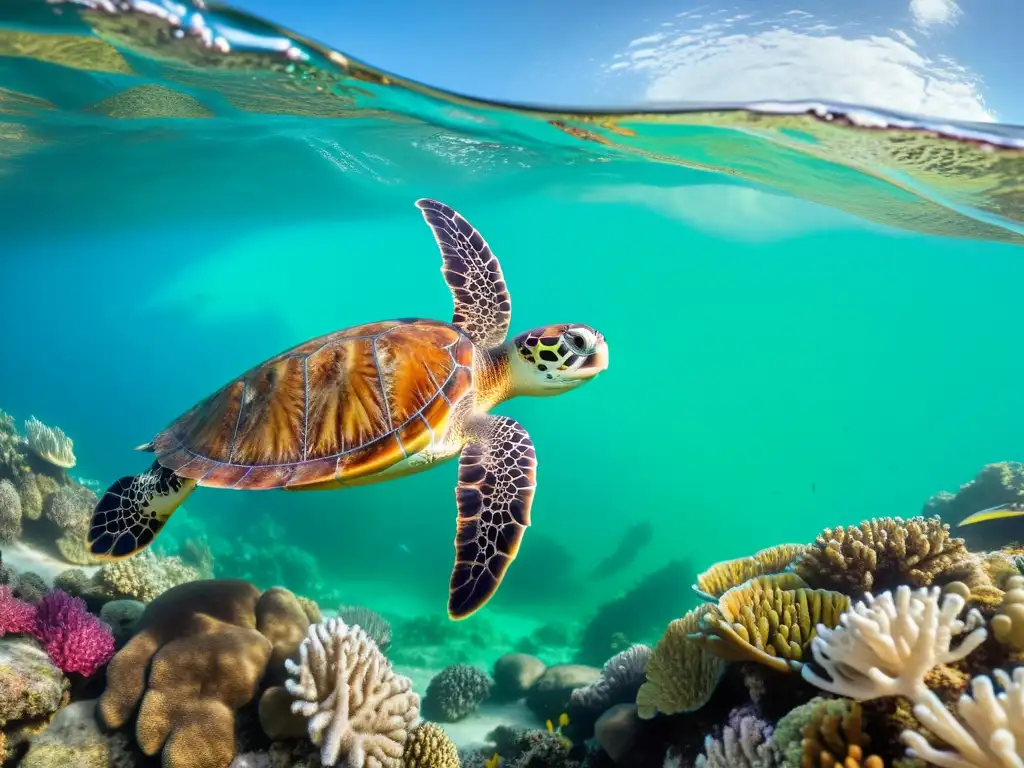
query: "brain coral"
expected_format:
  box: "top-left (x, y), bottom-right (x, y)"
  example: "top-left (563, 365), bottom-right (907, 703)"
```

top-left (795, 516), bottom-right (968, 597)
top-left (423, 664), bottom-right (492, 723)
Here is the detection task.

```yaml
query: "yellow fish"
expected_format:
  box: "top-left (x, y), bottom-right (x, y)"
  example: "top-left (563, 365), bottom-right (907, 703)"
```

top-left (485, 753), bottom-right (501, 768)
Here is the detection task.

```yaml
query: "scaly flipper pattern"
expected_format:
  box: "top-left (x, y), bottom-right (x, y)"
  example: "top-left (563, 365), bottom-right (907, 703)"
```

top-left (449, 414), bottom-right (537, 619)
top-left (415, 198), bottom-right (512, 348)
top-left (87, 461), bottom-right (196, 559)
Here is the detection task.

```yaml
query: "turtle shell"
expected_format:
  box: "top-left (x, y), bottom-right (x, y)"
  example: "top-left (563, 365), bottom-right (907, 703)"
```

top-left (149, 319), bottom-right (475, 490)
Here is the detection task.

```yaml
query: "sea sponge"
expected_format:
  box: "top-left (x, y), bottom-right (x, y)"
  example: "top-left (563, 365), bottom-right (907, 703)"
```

top-left (569, 644), bottom-right (651, 713)
top-left (694, 544), bottom-right (808, 600)
top-left (423, 663), bottom-right (492, 722)
top-left (795, 516), bottom-right (968, 597)
top-left (992, 575), bottom-right (1024, 652)
top-left (801, 585), bottom-right (987, 702)
top-left (283, 617), bottom-right (419, 768)
top-left (692, 576), bottom-right (850, 673)
top-left (95, 550), bottom-right (200, 602)
top-left (635, 604), bottom-right (729, 719)
top-left (99, 579), bottom-right (275, 768)
top-left (24, 416), bottom-right (75, 469)
top-left (337, 604), bottom-right (392, 652)
top-left (0, 478), bottom-right (22, 542)
top-left (902, 667), bottom-right (1024, 767)
top-left (403, 722), bottom-right (459, 768)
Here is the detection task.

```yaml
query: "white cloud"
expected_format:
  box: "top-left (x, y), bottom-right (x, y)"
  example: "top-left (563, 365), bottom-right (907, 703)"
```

top-left (581, 184), bottom-right (871, 242)
top-left (604, 10), bottom-right (991, 123)
top-left (910, 0), bottom-right (962, 29)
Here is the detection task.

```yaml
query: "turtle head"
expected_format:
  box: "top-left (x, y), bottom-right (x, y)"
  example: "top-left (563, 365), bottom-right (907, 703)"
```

top-left (506, 323), bottom-right (609, 397)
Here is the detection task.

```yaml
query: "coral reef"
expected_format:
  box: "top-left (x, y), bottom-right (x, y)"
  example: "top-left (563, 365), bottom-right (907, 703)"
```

top-left (23, 416), bottom-right (75, 470)
top-left (692, 576), bottom-right (850, 673)
top-left (795, 516), bottom-right (969, 597)
top-left (99, 579), bottom-right (277, 768)
top-left (281, 617), bottom-right (419, 768)
top-left (569, 644), bottom-right (651, 714)
top-left (95, 549), bottom-right (200, 602)
top-left (423, 663), bottom-right (492, 722)
top-left (403, 721), bottom-right (459, 768)
top-left (0, 479), bottom-right (22, 543)
top-left (992, 574), bottom-right (1024, 651)
top-left (925, 461), bottom-right (1024, 524)
top-left (636, 604), bottom-right (729, 718)
top-left (695, 708), bottom-right (775, 768)
top-left (801, 585), bottom-right (986, 701)
top-left (694, 544), bottom-right (807, 601)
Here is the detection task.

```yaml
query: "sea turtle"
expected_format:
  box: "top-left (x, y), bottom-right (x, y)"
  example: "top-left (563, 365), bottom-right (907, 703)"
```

top-left (88, 198), bottom-right (609, 619)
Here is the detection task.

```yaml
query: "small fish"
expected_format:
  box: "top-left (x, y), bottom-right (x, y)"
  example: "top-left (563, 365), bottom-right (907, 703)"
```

top-left (397, 543), bottom-right (411, 554)
top-left (484, 753), bottom-right (501, 768)
top-left (958, 503), bottom-right (1024, 527)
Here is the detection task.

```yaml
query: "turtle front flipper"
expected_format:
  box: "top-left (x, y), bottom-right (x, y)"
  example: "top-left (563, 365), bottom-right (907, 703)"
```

top-left (448, 414), bottom-right (537, 620)
top-left (415, 198), bottom-right (512, 348)
top-left (87, 461), bottom-right (197, 560)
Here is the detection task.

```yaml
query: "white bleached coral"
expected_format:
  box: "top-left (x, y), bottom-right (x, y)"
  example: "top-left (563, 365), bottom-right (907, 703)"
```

top-left (902, 667), bottom-right (1024, 768)
top-left (801, 585), bottom-right (987, 701)
top-left (285, 617), bottom-right (420, 768)
top-left (24, 416), bottom-right (75, 469)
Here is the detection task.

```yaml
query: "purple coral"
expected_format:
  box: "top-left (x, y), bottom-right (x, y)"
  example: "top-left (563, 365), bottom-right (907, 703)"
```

top-left (34, 589), bottom-right (115, 677)
top-left (0, 585), bottom-right (39, 638)
top-left (696, 707), bottom-right (776, 768)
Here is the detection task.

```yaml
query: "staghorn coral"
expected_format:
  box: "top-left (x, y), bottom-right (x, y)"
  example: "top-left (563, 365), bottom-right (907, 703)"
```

top-left (992, 575), bottom-right (1024, 651)
top-left (691, 576), bottom-right (850, 673)
top-left (424, 663), bottom-right (492, 722)
top-left (802, 585), bottom-right (987, 701)
top-left (24, 416), bottom-right (75, 469)
top-left (337, 604), bottom-right (392, 652)
top-left (636, 604), bottom-right (729, 719)
top-left (284, 617), bottom-right (419, 768)
top-left (95, 549), bottom-right (199, 602)
top-left (694, 544), bottom-right (808, 600)
top-left (0, 478), bottom-right (22, 542)
top-left (403, 721), bottom-right (459, 768)
top-left (795, 516), bottom-right (968, 597)
top-left (99, 579), bottom-right (282, 768)
top-left (902, 667), bottom-right (1024, 767)
top-left (569, 643), bottom-right (651, 713)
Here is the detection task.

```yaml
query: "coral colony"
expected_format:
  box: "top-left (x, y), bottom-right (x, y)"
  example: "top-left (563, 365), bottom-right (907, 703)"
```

top-left (4, 397), bottom-right (1024, 767)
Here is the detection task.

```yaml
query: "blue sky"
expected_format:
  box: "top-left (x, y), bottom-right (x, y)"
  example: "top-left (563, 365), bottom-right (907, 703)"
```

top-left (232, 0), bottom-right (1022, 124)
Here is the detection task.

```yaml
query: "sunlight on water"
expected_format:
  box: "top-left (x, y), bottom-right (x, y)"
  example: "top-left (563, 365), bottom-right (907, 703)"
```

top-left (3, 1), bottom-right (1024, 763)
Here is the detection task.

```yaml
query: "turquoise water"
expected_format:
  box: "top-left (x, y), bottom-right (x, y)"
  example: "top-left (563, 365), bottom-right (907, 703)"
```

top-left (3, 0), bottom-right (1024, 649)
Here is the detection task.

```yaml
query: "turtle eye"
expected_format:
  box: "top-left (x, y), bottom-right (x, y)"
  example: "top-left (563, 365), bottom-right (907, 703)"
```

top-left (565, 330), bottom-right (590, 354)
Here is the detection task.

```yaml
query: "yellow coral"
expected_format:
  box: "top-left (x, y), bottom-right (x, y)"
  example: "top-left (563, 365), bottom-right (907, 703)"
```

top-left (690, 576), bottom-right (850, 673)
top-left (96, 551), bottom-right (199, 602)
top-left (795, 516), bottom-right (968, 596)
top-left (694, 544), bottom-right (808, 599)
top-left (992, 575), bottom-right (1024, 651)
top-left (636, 604), bottom-right (728, 719)
top-left (403, 722), bottom-right (459, 768)
top-left (23, 417), bottom-right (75, 469)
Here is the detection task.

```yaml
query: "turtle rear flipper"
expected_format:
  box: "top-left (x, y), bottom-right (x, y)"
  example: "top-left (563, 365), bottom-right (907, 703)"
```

top-left (87, 461), bottom-right (196, 559)
top-left (448, 414), bottom-right (536, 620)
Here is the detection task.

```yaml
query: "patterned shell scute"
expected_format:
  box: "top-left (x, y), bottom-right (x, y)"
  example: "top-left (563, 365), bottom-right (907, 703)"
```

top-left (150, 319), bottom-right (474, 489)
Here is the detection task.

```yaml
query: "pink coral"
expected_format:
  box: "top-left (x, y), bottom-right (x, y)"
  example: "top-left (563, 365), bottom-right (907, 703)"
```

top-left (0, 585), bottom-right (40, 638)
top-left (34, 589), bottom-right (114, 677)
